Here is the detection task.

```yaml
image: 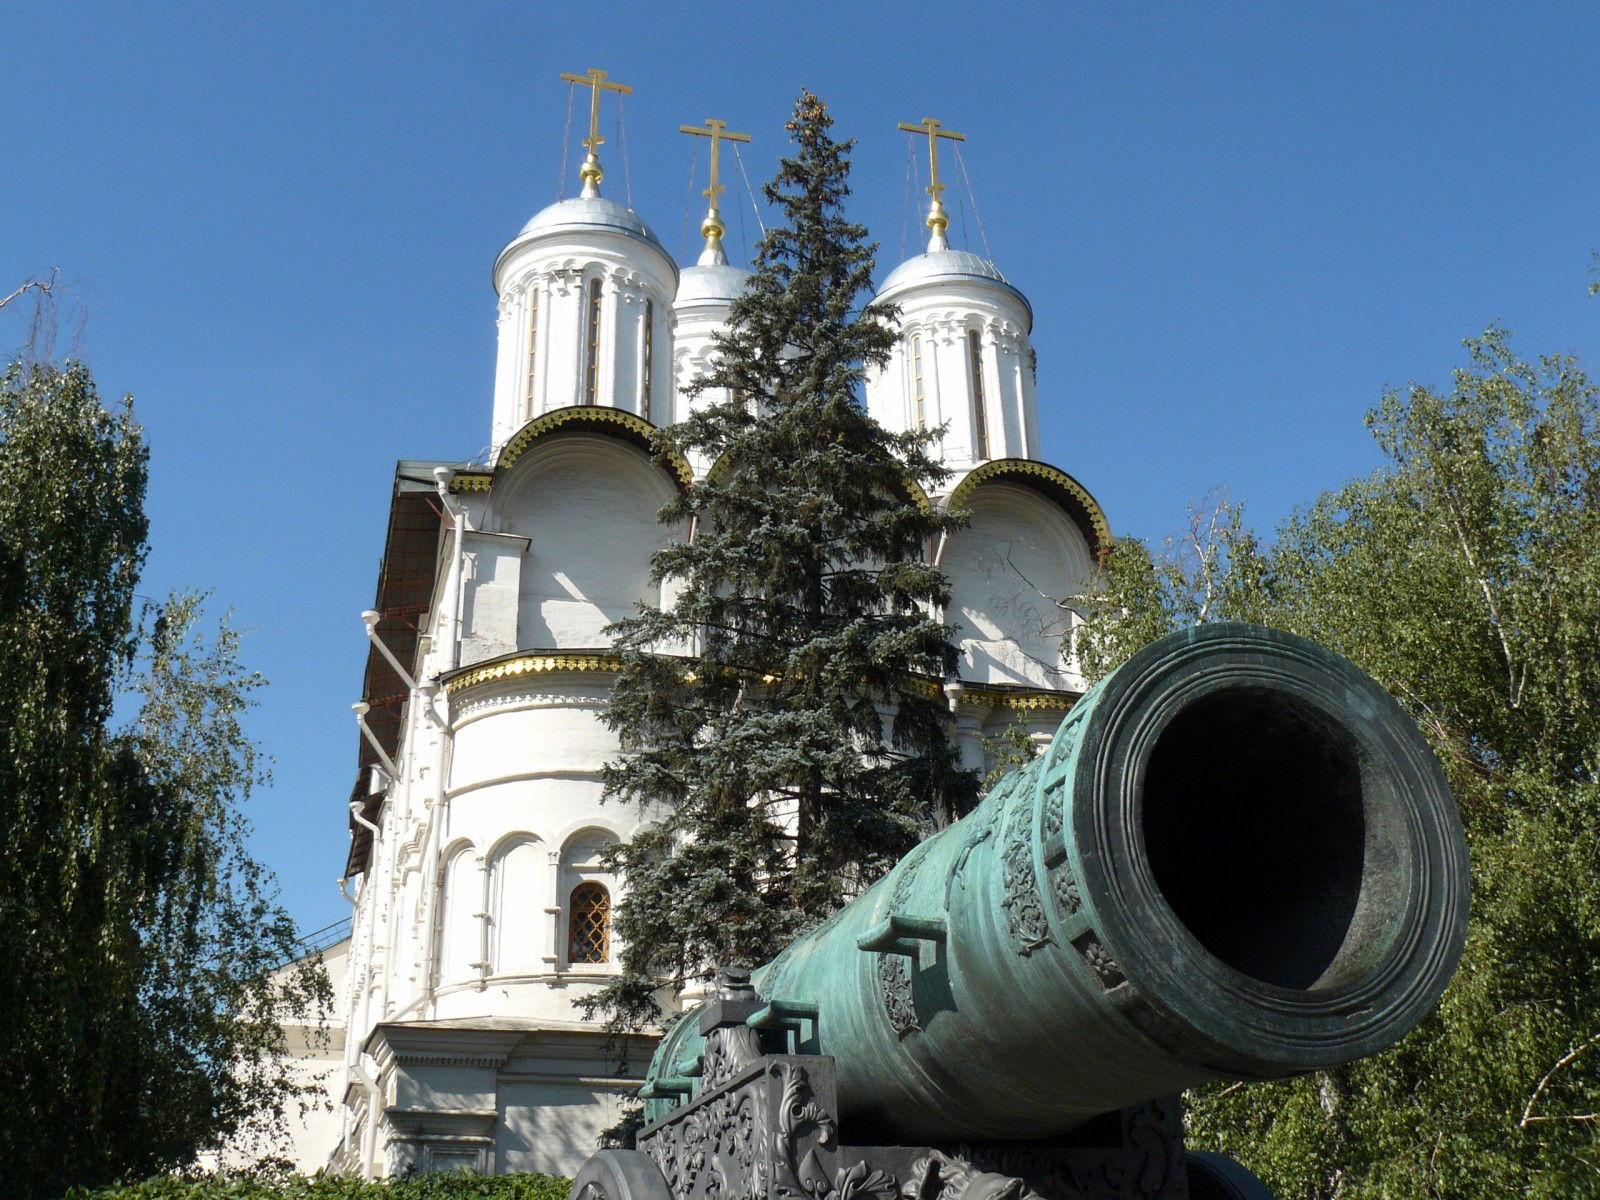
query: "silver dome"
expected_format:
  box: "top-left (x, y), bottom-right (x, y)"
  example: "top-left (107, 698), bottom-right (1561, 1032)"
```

top-left (674, 262), bottom-right (751, 306)
top-left (876, 250), bottom-right (1030, 323)
top-left (514, 196), bottom-right (670, 259)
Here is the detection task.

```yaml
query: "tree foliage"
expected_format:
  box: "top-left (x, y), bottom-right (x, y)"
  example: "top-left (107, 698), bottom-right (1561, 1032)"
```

top-left (0, 359), bottom-right (329, 1198)
top-left (588, 92), bottom-right (978, 1033)
top-left (1075, 329), bottom-right (1600, 1198)
top-left (69, 1171), bottom-right (571, 1200)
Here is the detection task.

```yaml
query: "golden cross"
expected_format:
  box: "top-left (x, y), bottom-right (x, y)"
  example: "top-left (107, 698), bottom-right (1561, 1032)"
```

top-left (679, 118), bottom-right (751, 206)
top-left (560, 67), bottom-right (632, 153)
top-left (560, 67), bottom-right (631, 195)
top-left (680, 118), bottom-right (752, 262)
top-left (898, 116), bottom-right (966, 244)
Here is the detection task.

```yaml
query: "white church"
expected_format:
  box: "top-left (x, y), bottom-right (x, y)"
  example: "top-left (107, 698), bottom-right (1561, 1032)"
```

top-left (290, 73), bottom-right (1111, 1180)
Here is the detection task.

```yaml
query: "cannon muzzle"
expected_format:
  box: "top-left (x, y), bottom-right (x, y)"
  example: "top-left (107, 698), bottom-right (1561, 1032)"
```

top-left (643, 624), bottom-right (1469, 1143)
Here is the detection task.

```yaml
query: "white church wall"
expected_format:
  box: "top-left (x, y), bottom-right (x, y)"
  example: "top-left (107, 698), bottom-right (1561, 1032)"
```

top-left (943, 483), bottom-right (1092, 691)
top-left (496, 1081), bottom-right (617, 1174)
top-left (449, 697), bottom-right (612, 788)
top-left (494, 1030), bottom-right (646, 1174)
top-left (460, 531), bottom-right (529, 666)
top-left (416, 676), bottom-right (634, 1024)
top-left (488, 439), bottom-right (679, 650)
top-left (205, 938), bottom-right (350, 1174)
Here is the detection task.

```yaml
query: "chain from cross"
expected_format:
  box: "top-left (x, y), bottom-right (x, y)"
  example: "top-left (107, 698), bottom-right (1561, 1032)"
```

top-left (679, 119), bottom-right (751, 207)
top-left (898, 116), bottom-right (966, 238)
top-left (680, 118), bottom-right (751, 254)
top-left (560, 67), bottom-right (632, 194)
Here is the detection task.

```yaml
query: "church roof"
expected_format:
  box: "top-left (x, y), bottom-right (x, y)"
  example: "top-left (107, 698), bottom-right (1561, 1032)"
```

top-left (876, 249), bottom-right (1032, 324)
top-left (515, 195), bottom-right (669, 257)
top-left (674, 262), bottom-right (750, 306)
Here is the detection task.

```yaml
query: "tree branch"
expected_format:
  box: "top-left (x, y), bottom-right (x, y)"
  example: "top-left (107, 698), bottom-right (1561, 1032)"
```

top-left (0, 269), bottom-right (61, 311)
top-left (1519, 1028), bottom-right (1600, 1128)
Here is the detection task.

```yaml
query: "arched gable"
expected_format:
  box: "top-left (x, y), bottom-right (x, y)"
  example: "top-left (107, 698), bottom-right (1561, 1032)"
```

top-left (435, 840), bottom-right (482, 988)
top-left (941, 481), bottom-right (1095, 690)
top-left (492, 405), bottom-right (692, 489)
top-left (487, 834), bottom-right (544, 976)
top-left (490, 435), bottom-right (685, 649)
top-left (557, 825), bottom-right (620, 970)
top-left (551, 818), bottom-right (627, 852)
top-left (947, 458), bottom-right (1109, 557)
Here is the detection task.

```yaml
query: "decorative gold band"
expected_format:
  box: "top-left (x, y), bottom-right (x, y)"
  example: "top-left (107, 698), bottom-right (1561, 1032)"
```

top-left (443, 651), bottom-right (1078, 712)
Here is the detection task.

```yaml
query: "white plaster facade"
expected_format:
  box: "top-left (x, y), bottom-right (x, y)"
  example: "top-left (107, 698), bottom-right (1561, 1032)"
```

top-left (305, 143), bottom-right (1110, 1182)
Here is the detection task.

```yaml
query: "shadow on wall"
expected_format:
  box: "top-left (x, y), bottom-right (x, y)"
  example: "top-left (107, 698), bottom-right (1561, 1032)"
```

top-left (498, 440), bottom-right (682, 648)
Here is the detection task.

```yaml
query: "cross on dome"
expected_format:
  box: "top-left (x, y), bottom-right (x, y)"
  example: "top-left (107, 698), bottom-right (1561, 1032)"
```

top-left (559, 66), bottom-right (633, 198)
top-left (679, 118), bottom-right (751, 266)
top-left (897, 116), bottom-right (966, 252)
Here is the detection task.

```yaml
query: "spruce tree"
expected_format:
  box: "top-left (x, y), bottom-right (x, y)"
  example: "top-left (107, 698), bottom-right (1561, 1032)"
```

top-left (590, 92), bottom-right (978, 1031)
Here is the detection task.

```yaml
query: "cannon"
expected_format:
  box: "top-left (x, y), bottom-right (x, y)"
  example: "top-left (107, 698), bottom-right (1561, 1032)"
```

top-left (573, 625), bottom-right (1470, 1200)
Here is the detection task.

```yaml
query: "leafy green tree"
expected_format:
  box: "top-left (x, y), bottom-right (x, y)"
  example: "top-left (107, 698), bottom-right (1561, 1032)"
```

top-left (588, 92), bottom-right (978, 1033)
top-left (68, 1169), bottom-right (573, 1199)
top-left (0, 359), bottom-right (329, 1199)
top-left (1075, 329), bottom-right (1600, 1198)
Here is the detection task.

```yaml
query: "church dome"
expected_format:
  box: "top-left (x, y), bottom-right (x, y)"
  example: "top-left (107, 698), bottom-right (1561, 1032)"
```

top-left (864, 244), bottom-right (1039, 472)
top-left (489, 191), bottom-right (678, 450)
top-left (876, 249), bottom-right (1032, 328)
top-left (674, 262), bottom-right (750, 306)
top-left (514, 195), bottom-right (670, 257)
top-left (494, 196), bottom-right (676, 294)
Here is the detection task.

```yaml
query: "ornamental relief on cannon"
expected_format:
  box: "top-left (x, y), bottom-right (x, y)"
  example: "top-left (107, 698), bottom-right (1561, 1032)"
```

top-left (614, 627), bottom-right (1472, 1200)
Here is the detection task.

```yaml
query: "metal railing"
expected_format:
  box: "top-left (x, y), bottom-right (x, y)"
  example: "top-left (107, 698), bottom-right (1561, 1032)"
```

top-left (295, 917), bottom-right (353, 956)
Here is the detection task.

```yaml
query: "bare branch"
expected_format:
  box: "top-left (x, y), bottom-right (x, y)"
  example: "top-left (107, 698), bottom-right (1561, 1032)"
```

top-left (1519, 1028), bottom-right (1600, 1128)
top-left (0, 269), bottom-right (61, 311)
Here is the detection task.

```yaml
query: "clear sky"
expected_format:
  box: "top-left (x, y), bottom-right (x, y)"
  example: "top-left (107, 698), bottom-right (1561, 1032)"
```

top-left (5, 3), bottom-right (1596, 937)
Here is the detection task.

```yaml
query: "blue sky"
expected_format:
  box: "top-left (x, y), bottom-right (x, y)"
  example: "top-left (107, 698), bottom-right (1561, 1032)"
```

top-left (5, 3), bottom-right (1596, 936)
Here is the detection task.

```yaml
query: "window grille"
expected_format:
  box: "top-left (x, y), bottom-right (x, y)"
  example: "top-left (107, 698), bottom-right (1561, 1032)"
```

top-left (568, 881), bottom-right (610, 963)
top-left (968, 329), bottom-right (990, 459)
top-left (583, 278), bottom-right (603, 404)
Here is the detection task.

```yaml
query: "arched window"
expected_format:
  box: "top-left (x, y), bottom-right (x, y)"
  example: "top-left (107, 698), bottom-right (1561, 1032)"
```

top-left (583, 277), bottom-right (603, 404)
top-left (910, 332), bottom-right (927, 430)
top-left (489, 837), bottom-right (543, 975)
top-left (525, 286), bottom-right (539, 419)
top-left (967, 329), bottom-right (990, 459)
top-left (641, 298), bottom-right (654, 414)
top-left (568, 881), bottom-right (610, 964)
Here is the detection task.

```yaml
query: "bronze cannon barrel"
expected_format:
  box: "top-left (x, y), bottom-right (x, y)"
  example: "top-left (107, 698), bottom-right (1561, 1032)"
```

top-left (643, 624), bottom-right (1470, 1142)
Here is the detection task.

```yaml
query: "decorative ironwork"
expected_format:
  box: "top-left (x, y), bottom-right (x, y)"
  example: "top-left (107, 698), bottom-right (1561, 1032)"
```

top-left (999, 780), bottom-right (1051, 955)
top-left (444, 652), bottom-right (629, 694)
top-left (876, 846), bottom-right (931, 1038)
top-left (569, 881), bottom-right (610, 963)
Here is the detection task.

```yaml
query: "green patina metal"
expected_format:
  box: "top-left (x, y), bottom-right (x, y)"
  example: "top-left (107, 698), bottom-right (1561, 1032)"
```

top-left (640, 624), bottom-right (1470, 1142)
